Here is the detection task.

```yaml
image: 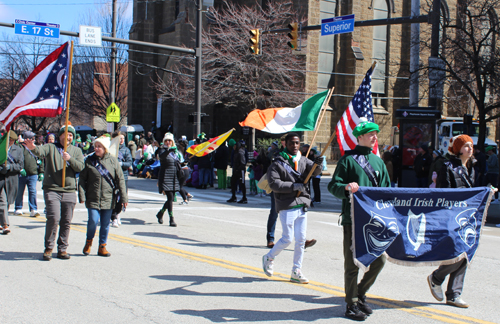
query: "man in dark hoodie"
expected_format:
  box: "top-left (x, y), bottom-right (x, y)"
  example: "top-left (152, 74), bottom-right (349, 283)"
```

top-left (227, 141), bottom-right (247, 203)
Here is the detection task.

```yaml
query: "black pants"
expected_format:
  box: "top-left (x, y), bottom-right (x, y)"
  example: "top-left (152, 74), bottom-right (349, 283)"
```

top-left (160, 191), bottom-right (175, 215)
top-left (312, 177), bottom-right (321, 202)
top-left (231, 169), bottom-right (246, 199)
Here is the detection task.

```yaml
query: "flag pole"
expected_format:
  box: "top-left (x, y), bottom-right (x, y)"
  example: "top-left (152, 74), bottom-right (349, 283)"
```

top-left (305, 87), bottom-right (334, 159)
top-left (297, 129), bottom-right (338, 197)
top-left (61, 41), bottom-right (74, 188)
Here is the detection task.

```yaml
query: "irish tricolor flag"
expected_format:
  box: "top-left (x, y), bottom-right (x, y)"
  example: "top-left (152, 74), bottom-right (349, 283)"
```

top-left (239, 90), bottom-right (329, 134)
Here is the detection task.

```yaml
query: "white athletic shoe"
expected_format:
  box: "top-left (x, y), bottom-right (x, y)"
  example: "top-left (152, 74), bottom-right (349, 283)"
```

top-left (30, 210), bottom-right (40, 217)
top-left (111, 219), bottom-right (119, 228)
top-left (117, 217), bottom-right (122, 225)
top-left (427, 274), bottom-right (444, 301)
top-left (14, 210), bottom-right (23, 216)
top-left (290, 268), bottom-right (309, 284)
top-left (262, 255), bottom-right (274, 277)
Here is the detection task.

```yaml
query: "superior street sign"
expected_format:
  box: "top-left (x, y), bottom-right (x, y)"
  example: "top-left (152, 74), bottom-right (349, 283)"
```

top-left (321, 14), bottom-right (355, 36)
top-left (14, 19), bottom-right (60, 39)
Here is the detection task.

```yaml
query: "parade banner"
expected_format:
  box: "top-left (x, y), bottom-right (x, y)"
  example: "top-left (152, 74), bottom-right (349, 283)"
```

top-left (351, 187), bottom-right (493, 271)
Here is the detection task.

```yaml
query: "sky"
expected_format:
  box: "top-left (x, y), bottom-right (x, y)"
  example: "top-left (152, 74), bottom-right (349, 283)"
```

top-left (0, 0), bottom-right (133, 40)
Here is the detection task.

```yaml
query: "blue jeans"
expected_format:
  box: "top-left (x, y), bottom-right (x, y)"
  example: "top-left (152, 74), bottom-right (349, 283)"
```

top-left (86, 209), bottom-right (113, 245)
top-left (15, 175), bottom-right (38, 211)
top-left (199, 168), bottom-right (211, 186)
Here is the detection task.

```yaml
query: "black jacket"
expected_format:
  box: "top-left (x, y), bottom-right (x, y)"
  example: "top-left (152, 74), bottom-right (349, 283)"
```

top-left (158, 149), bottom-right (180, 193)
top-left (214, 145), bottom-right (229, 170)
top-left (414, 152), bottom-right (432, 178)
top-left (437, 156), bottom-right (475, 188)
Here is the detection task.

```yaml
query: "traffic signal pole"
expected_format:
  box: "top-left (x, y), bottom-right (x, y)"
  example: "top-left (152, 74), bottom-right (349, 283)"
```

top-left (195, 0), bottom-right (203, 137)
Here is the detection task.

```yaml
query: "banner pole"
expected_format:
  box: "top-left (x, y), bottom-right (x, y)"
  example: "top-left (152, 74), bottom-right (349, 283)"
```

top-left (305, 87), bottom-right (334, 158)
top-left (296, 129), bottom-right (337, 197)
top-left (61, 41), bottom-right (74, 188)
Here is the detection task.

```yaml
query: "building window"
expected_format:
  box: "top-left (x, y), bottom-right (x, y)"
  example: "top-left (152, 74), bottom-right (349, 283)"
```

top-left (318, 0), bottom-right (337, 93)
top-left (372, 0), bottom-right (389, 105)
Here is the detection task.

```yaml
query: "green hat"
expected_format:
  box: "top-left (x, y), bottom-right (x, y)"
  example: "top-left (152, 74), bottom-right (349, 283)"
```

top-left (352, 121), bottom-right (379, 138)
top-left (485, 145), bottom-right (495, 153)
top-left (228, 139), bottom-right (236, 147)
top-left (58, 125), bottom-right (76, 138)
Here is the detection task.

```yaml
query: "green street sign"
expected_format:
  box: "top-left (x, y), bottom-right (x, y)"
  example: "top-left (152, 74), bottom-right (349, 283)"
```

top-left (106, 102), bottom-right (121, 122)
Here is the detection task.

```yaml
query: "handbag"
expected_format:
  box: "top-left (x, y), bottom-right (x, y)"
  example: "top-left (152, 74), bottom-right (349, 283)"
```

top-left (257, 172), bottom-right (272, 194)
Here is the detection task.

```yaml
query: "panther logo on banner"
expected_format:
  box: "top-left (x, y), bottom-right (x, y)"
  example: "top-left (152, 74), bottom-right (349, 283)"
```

top-left (456, 208), bottom-right (478, 247)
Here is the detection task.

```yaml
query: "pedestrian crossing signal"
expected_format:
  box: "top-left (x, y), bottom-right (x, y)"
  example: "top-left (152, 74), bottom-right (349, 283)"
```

top-left (287, 23), bottom-right (298, 49)
top-left (249, 29), bottom-right (260, 55)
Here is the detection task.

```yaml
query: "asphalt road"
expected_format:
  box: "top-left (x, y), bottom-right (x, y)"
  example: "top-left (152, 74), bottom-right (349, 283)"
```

top-left (1, 176), bottom-right (500, 324)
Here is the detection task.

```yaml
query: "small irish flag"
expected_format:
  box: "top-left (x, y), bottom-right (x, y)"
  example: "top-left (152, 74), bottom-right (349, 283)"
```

top-left (239, 90), bottom-right (329, 134)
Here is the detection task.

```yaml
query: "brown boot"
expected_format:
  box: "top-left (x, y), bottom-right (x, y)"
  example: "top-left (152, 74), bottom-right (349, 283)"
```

top-left (98, 244), bottom-right (111, 257)
top-left (43, 248), bottom-right (53, 261)
top-left (83, 239), bottom-right (93, 255)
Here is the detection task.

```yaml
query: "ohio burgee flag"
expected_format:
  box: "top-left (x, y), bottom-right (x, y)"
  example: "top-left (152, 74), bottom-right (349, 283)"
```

top-left (350, 187), bottom-right (493, 271)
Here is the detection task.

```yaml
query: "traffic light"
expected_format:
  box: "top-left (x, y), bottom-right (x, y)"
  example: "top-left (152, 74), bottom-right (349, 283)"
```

top-left (249, 29), bottom-right (260, 55)
top-left (287, 23), bottom-right (298, 49)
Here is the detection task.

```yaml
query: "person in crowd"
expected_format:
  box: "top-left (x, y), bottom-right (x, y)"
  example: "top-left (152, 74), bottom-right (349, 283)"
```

top-left (473, 146), bottom-right (487, 188)
top-left (132, 144), bottom-right (143, 174)
top-left (138, 133), bottom-right (147, 148)
top-left (247, 162), bottom-right (257, 195)
top-left (0, 130), bottom-right (24, 235)
top-left (414, 144), bottom-right (432, 188)
top-left (198, 150), bottom-right (212, 190)
top-left (15, 131), bottom-right (44, 217)
top-left (428, 149), bottom-right (447, 187)
top-left (382, 151), bottom-right (395, 187)
top-left (79, 136), bottom-right (128, 257)
top-left (214, 142), bottom-right (229, 190)
top-left (110, 131), bottom-right (133, 228)
top-left (484, 145), bottom-right (498, 201)
top-left (328, 120), bottom-right (390, 321)
top-left (45, 133), bottom-right (56, 144)
top-left (262, 133), bottom-right (322, 285)
top-left (156, 133), bottom-right (181, 227)
top-left (35, 135), bottom-right (45, 146)
top-left (128, 137), bottom-right (137, 161)
top-left (24, 125), bottom-right (85, 260)
top-left (254, 147), bottom-right (269, 197)
top-left (427, 135), bottom-right (476, 308)
top-left (227, 140), bottom-right (247, 204)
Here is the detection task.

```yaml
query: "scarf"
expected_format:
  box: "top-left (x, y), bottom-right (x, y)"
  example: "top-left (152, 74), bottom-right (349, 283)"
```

top-left (279, 149), bottom-right (301, 171)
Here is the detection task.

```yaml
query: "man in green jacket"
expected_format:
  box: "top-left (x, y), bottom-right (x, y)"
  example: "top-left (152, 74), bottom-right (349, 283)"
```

top-left (24, 125), bottom-right (85, 261)
top-left (328, 120), bottom-right (390, 321)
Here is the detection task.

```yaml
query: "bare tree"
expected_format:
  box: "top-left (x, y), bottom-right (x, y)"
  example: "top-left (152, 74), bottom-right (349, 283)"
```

top-left (154, 0), bottom-right (307, 113)
top-left (70, 2), bottom-right (130, 128)
top-left (420, 0), bottom-right (500, 149)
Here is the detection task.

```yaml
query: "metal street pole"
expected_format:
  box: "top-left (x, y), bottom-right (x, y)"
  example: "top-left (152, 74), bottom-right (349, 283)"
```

top-left (195, 0), bottom-right (203, 137)
top-left (110, 0), bottom-right (118, 131)
top-left (428, 0), bottom-right (442, 109)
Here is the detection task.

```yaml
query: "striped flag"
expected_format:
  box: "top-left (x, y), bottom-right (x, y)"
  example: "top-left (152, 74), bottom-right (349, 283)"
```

top-left (187, 129), bottom-right (234, 157)
top-left (239, 90), bottom-right (329, 133)
top-left (336, 65), bottom-right (378, 156)
top-left (0, 42), bottom-right (70, 130)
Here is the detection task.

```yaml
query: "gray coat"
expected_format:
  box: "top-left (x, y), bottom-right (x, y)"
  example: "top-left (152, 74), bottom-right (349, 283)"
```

top-left (118, 144), bottom-right (133, 181)
top-left (0, 144), bottom-right (24, 204)
top-left (267, 153), bottom-right (320, 213)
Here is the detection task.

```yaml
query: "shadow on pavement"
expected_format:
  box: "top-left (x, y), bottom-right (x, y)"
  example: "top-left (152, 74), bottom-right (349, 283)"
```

top-left (121, 218), bottom-right (147, 225)
top-left (133, 231), bottom-right (201, 243)
top-left (16, 224), bottom-right (45, 230)
top-left (0, 251), bottom-right (44, 261)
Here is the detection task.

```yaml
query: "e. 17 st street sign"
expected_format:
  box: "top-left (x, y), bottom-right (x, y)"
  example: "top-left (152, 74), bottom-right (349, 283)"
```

top-left (321, 14), bottom-right (355, 36)
top-left (15, 19), bottom-right (60, 39)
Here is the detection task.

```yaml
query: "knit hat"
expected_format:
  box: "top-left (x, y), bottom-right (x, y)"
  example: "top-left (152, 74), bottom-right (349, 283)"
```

top-left (448, 134), bottom-right (473, 155)
top-left (271, 141), bottom-right (278, 147)
top-left (485, 145), bottom-right (495, 153)
top-left (352, 121), bottom-right (380, 138)
top-left (8, 130), bottom-right (17, 141)
top-left (58, 125), bottom-right (76, 138)
top-left (134, 135), bottom-right (140, 140)
top-left (228, 139), bottom-right (236, 147)
top-left (163, 132), bottom-right (174, 142)
top-left (94, 136), bottom-right (110, 153)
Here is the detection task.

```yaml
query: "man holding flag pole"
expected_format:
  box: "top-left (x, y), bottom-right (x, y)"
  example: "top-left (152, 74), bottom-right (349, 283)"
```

top-left (0, 41), bottom-right (84, 260)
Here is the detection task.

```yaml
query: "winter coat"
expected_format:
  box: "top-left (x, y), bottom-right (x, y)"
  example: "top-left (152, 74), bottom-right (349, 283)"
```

top-left (214, 145), bottom-right (229, 170)
top-left (413, 152), bottom-right (432, 178)
top-left (118, 144), bottom-right (133, 181)
top-left (328, 145), bottom-right (390, 225)
top-left (20, 144), bottom-right (44, 176)
top-left (158, 149), bottom-right (180, 193)
top-left (0, 144), bottom-right (24, 204)
top-left (127, 141), bottom-right (137, 159)
top-left (487, 153), bottom-right (499, 174)
top-left (78, 153), bottom-right (128, 210)
top-left (233, 147), bottom-right (246, 172)
top-left (267, 153), bottom-right (321, 213)
top-left (437, 156), bottom-right (475, 189)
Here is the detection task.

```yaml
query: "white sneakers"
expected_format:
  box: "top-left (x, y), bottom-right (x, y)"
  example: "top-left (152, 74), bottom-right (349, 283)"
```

top-left (290, 269), bottom-right (309, 284)
top-left (111, 219), bottom-right (119, 228)
top-left (14, 210), bottom-right (23, 216)
top-left (262, 255), bottom-right (274, 277)
top-left (427, 274), bottom-right (444, 301)
top-left (30, 210), bottom-right (40, 217)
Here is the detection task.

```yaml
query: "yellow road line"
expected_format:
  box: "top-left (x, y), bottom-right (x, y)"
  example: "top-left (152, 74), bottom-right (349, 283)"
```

top-left (18, 214), bottom-right (495, 324)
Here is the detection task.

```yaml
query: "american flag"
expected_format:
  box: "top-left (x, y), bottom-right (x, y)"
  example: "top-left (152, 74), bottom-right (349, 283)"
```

top-left (336, 65), bottom-right (379, 156)
top-left (0, 42), bottom-right (70, 130)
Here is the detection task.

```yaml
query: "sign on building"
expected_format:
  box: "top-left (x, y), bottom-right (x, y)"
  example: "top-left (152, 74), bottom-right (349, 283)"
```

top-left (79, 25), bottom-right (102, 47)
top-left (15, 19), bottom-right (60, 39)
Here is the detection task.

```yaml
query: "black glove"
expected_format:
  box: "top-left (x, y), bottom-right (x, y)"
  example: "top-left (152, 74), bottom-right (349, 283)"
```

top-left (293, 182), bottom-right (306, 192)
top-left (0, 164), bottom-right (10, 175)
top-left (314, 156), bottom-right (323, 165)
